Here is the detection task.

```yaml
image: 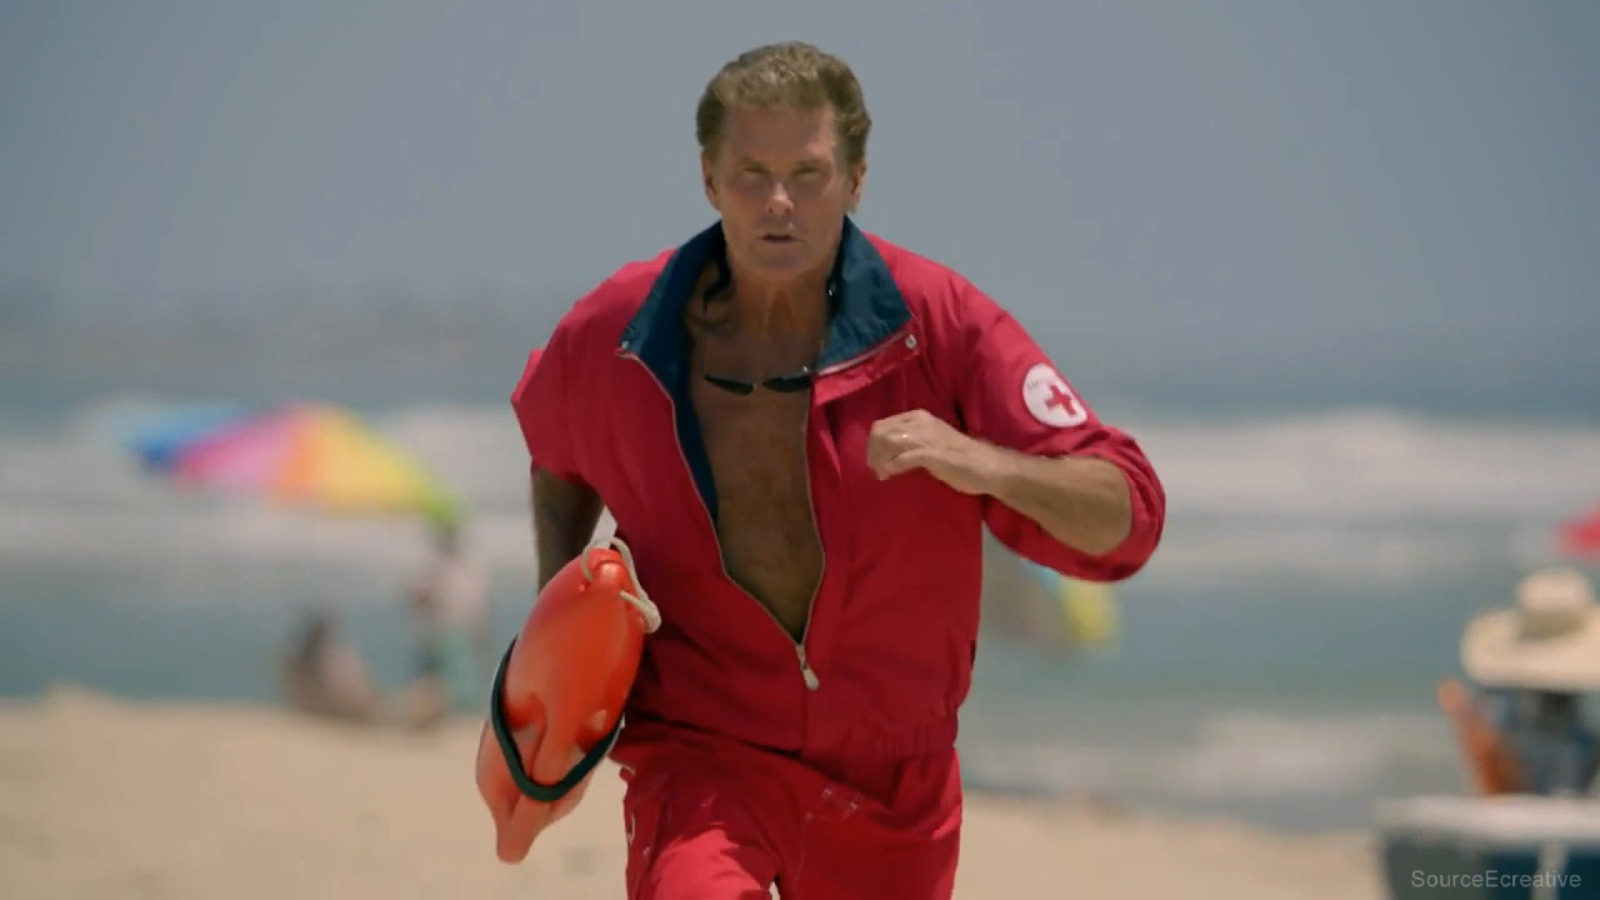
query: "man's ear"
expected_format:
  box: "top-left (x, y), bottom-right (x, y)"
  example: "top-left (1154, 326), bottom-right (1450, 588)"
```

top-left (701, 154), bottom-right (719, 210)
top-left (847, 160), bottom-right (867, 213)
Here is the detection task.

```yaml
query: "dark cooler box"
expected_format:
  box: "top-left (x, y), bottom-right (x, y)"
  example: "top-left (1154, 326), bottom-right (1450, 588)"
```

top-left (1375, 795), bottom-right (1600, 899)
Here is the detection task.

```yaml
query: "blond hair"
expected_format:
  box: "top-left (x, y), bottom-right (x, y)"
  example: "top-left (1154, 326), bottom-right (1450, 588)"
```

top-left (695, 42), bottom-right (872, 169)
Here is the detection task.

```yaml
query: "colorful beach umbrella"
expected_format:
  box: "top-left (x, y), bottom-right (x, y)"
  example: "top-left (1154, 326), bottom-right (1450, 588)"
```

top-left (979, 536), bottom-right (1121, 652)
top-left (123, 402), bottom-right (461, 525)
top-left (119, 403), bottom-right (254, 473)
top-left (1027, 562), bottom-right (1121, 647)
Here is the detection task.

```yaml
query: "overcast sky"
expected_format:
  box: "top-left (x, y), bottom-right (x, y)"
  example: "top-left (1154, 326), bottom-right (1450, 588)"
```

top-left (3, 0), bottom-right (1596, 365)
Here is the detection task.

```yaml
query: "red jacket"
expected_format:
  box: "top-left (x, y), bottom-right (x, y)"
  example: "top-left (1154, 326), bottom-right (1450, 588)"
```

top-left (512, 218), bottom-right (1164, 777)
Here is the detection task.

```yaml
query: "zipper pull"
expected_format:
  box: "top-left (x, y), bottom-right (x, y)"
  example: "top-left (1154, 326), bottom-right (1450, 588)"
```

top-left (797, 646), bottom-right (820, 691)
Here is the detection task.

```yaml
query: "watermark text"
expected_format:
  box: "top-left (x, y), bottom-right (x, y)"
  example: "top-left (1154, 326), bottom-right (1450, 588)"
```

top-left (1411, 869), bottom-right (1580, 890)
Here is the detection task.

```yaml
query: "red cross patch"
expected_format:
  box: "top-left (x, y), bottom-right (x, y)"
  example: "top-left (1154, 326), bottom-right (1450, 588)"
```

top-left (1021, 363), bottom-right (1087, 427)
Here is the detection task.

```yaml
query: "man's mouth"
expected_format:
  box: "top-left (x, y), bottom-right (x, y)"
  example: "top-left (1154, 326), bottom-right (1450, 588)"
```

top-left (761, 234), bottom-right (796, 243)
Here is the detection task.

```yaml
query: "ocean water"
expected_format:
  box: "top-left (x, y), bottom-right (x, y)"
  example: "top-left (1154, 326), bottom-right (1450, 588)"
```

top-left (3, 317), bottom-right (1599, 832)
top-left (3, 296), bottom-right (1600, 832)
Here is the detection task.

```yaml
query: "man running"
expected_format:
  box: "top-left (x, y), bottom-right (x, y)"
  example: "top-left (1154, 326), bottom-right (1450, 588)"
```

top-left (511, 41), bottom-right (1166, 900)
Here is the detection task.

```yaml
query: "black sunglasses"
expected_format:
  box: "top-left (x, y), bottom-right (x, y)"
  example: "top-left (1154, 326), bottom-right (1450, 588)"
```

top-left (695, 250), bottom-right (830, 396)
top-left (703, 366), bottom-right (815, 395)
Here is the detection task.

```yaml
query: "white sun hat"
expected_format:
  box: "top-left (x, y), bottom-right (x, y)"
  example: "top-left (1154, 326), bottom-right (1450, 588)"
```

top-left (1461, 567), bottom-right (1600, 693)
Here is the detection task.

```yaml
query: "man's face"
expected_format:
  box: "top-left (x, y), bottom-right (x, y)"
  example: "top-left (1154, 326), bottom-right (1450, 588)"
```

top-left (702, 104), bottom-right (864, 286)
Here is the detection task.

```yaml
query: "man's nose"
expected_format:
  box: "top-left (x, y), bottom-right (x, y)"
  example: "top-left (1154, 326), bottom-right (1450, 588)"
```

top-left (765, 180), bottom-right (795, 216)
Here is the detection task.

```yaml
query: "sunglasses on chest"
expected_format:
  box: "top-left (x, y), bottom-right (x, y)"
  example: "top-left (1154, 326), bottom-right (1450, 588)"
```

top-left (702, 368), bottom-right (816, 395)
top-left (697, 254), bottom-right (838, 396)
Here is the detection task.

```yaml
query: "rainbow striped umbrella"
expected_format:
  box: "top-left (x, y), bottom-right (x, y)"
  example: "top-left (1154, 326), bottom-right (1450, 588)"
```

top-left (122, 402), bottom-right (461, 525)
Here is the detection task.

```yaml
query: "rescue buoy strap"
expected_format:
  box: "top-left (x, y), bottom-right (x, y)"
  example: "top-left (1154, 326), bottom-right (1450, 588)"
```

top-left (488, 638), bottom-right (623, 804)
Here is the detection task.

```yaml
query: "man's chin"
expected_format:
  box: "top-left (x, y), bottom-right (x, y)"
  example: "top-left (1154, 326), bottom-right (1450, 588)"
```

top-left (743, 244), bottom-right (816, 276)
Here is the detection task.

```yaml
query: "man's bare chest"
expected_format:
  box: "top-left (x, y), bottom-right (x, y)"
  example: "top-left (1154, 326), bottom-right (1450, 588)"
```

top-left (691, 381), bottom-right (815, 532)
top-left (688, 380), bottom-right (822, 635)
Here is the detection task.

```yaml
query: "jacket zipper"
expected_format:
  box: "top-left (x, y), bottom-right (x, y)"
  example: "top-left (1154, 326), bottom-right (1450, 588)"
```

top-left (619, 324), bottom-right (913, 693)
top-left (621, 351), bottom-right (819, 690)
top-left (795, 405), bottom-right (823, 690)
top-left (791, 324), bottom-right (915, 687)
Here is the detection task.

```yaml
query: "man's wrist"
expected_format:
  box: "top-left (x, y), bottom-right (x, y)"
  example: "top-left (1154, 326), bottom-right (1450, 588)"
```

top-left (974, 441), bottom-right (1031, 502)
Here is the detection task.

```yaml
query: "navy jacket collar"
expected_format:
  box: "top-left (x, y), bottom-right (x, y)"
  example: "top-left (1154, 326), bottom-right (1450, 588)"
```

top-left (618, 216), bottom-right (910, 386)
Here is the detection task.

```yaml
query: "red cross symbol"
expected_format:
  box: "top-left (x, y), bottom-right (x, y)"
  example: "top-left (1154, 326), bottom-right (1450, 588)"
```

top-left (1024, 363), bottom-right (1087, 427)
top-left (1044, 381), bottom-right (1078, 415)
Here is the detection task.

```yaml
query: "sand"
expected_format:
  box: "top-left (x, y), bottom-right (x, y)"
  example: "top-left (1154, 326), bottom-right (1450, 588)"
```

top-left (0, 685), bottom-right (1385, 899)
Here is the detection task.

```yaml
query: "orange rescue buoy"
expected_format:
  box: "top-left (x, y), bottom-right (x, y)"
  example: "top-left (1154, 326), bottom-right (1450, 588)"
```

top-left (474, 538), bottom-right (660, 863)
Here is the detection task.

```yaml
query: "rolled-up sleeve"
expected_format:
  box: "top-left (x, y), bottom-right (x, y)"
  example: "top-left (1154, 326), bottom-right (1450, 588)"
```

top-left (509, 323), bottom-right (582, 484)
top-left (952, 287), bottom-right (1165, 582)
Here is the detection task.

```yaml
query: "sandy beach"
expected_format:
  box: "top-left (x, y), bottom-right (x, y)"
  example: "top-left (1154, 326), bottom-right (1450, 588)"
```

top-left (0, 685), bottom-right (1385, 899)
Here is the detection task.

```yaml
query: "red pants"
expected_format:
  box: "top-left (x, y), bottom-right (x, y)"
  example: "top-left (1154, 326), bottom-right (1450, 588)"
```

top-left (614, 729), bottom-right (963, 899)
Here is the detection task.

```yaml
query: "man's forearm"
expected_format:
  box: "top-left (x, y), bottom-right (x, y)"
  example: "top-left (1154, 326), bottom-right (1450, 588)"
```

top-left (985, 451), bottom-right (1133, 557)
top-left (531, 469), bottom-right (604, 591)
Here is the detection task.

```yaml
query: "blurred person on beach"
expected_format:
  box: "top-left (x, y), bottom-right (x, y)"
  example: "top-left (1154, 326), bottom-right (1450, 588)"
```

top-left (280, 605), bottom-right (455, 731)
top-left (1437, 567), bottom-right (1600, 798)
top-left (508, 41), bottom-right (1165, 898)
top-left (407, 517), bottom-right (492, 712)
top-left (280, 607), bottom-right (384, 724)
